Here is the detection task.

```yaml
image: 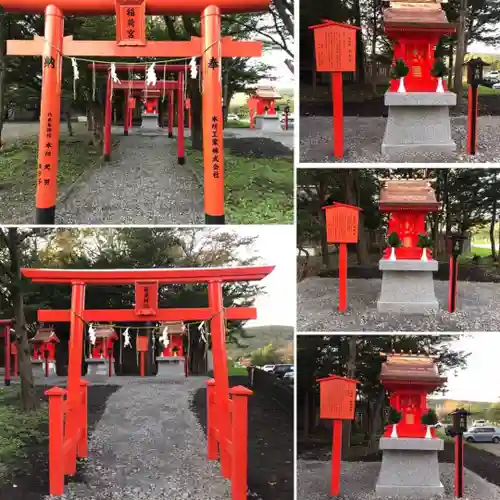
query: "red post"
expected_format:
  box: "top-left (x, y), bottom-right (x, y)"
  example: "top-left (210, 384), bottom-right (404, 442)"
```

top-left (129, 102), bottom-right (133, 129)
top-left (467, 85), bottom-right (478, 155)
top-left (455, 434), bottom-right (464, 497)
top-left (140, 352), bottom-right (145, 377)
top-left (35, 4), bottom-right (64, 224)
top-left (177, 72), bottom-right (185, 164)
top-left (108, 348), bottom-right (113, 377)
top-left (124, 90), bottom-right (129, 136)
top-left (208, 280), bottom-right (231, 478)
top-left (45, 349), bottom-right (50, 377)
top-left (285, 110), bottom-right (289, 131)
top-left (332, 71), bottom-right (343, 159)
top-left (206, 379), bottom-right (218, 460)
top-left (77, 379), bottom-right (88, 458)
top-left (448, 256), bottom-right (459, 313)
top-left (45, 386), bottom-right (67, 496)
top-left (64, 282), bottom-right (86, 476)
top-left (103, 73), bottom-right (112, 161)
top-left (3, 325), bottom-right (10, 386)
top-left (338, 243), bottom-right (347, 312)
top-left (230, 385), bottom-right (252, 500)
top-left (168, 89), bottom-right (174, 138)
top-left (188, 106), bottom-right (192, 131)
top-left (331, 419), bottom-right (343, 496)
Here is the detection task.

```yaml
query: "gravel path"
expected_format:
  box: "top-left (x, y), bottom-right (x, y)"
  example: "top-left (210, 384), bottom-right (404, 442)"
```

top-left (46, 375), bottom-right (231, 500)
top-left (297, 460), bottom-right (500, 500)
top-left (297, 277), bottom-right (500, 331)
top-left (299, 115), bottom-right (500, 163)
top-left (55, 132), bottom-right (203, 224)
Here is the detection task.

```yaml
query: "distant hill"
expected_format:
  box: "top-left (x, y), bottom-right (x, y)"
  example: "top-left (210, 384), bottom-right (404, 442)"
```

top-left (227, 324), bottom-right (294, 358)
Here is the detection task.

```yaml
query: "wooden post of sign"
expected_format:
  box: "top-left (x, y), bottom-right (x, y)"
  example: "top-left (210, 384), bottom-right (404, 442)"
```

top-left (332, 72), bottom-right (344, 159)
top-left (331, 419), bottom-right (343, 496)
top-left (338, 243), bottom-right (348, 312)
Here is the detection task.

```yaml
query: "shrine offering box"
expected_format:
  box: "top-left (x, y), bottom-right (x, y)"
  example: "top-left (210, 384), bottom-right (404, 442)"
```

top-left (318, 375), bottom-right (359, 420)
top-left (136, 336), bottom-right (149, 352)
top-left (309, 20), bottom-right (359, 73)
top-left (323, 203), bottom-right (362, 244)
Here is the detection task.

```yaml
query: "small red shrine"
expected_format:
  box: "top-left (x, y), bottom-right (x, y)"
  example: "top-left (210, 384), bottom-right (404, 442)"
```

top-left (90, 325), bottom-right (118, 359)
top-left (380, 351), bottom-right (446, 439)
top-left (384, 0), bottom-right (456, 92)
top-left (143, 90), bottom-right (161, 115)
top-left (252, 85), bottom-right (281, 115)
top-left (30, 327), bottom-right (59, 361)
top-left (159, 321), bottom-right (185, 357)
top-left (380, 179), bottom-right (440, 260)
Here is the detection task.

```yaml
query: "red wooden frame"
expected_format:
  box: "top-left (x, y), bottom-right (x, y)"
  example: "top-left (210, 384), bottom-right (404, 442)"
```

top-left (21, 265), bottom-right (274, 498)
top-left (0, 320), bottom-right (13, 386)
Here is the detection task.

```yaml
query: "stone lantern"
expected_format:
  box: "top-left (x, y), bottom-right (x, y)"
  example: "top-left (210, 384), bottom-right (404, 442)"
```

top-left (376, 351), bottom-right (447, 497)
top-left (377, 179), bottom-right (440, 313)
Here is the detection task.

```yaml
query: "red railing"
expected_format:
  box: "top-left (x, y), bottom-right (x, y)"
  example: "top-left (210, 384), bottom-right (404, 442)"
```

top-left (206, 379), bottom-right (252, 500)
top-left (45, 379), bottom-right (89, 496)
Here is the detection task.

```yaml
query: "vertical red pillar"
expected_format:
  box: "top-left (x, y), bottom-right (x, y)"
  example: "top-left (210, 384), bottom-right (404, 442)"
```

top-left (35, 4), bottom-right (64, 224)
top-left (4, 325), bottom-right (10, 386)
top-left (455, 434), bottom-right (464, 497)
top-left (177, 72), bottom-right (185, 165)
top-left (230, 386), bottom-right (252, 500)
top-left (64, 282), bottom-right (86, 476)
top-left (103, 74), bottom-right (112, 161)
top-left (202, 5), bottom-right (225, 224)
top-left (108, 348), bottom-right (113, 377)
top-left (467, 86), bottom-right (479, 155)
top-left (45, 386), bottom-right (66, 496)
top-left (331, 419), bottom-right (343, 496)
top-left (208, 280), bottom-right (231, 478)
top-left (168, 89), bottom-right (174, 138)
top-left (77, 380), bottom-right (89, 458)
top-left (13, 347), bottom-right (18, 377)
top-left (332, 72), bottom-right (344, 159)
top-left (140, 352), bottom-right (145, 377)
top-left (206, 379), bottom-right (218, 460)
top-left (124, 91), bottom-right (129, 136)
top-left (338, 243), bottom-right (347, 312)
top-left (285, 111), bottom-right (289, 131)
top-left (45, 349), bottom-right (50, 377)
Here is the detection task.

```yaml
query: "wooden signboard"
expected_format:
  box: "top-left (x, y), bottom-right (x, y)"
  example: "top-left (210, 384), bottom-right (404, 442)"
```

top-left (135, 281), bottom-right (159, 316)
top-left (324, 202), bottom-right (361, 244)
top-left (115, 0), bottom-right (147, 46)
top-left (136, 336), bottom-right (149, 352)
top-left (318, 375), bottom-right (358, 420)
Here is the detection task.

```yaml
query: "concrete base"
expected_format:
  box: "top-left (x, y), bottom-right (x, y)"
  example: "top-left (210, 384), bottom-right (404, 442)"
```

top-left (140, 113), bottom-right (161, 132)
top-left (382, 92), bottom-right (457, 157)
top-left (86, 358), bottom-right (114, 376)
top-left (377, 259), bottom-right (439, 314)
top-left (156, 356), bottom-right (184, 377)
top-left (255, 115), bottom-right (282, 132)
top-left (31, 360), bottom-right (45, 378)
top-left (376, 437), bottom-right (444, 498)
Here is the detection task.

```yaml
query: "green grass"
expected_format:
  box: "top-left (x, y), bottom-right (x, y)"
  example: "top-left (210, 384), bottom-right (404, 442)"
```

top-left (0, 387), bottom-right (48, 480)
top-left (475, 85), bottom-right (500, 95)
top-left (228, 365), bottom-right (248, 376)
top-left (188, 143), bottom-right (293, 224)
top-left (226, 120), bottom-right (250, 129)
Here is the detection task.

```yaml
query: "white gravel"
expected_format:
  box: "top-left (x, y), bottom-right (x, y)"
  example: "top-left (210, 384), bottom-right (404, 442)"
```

top-left (297, 460), bottom-right (500, 500)
top-left (297, 277), bottom-right (500, 331)
top-left (299, 115), bottom-right (500, 163)
top-left (44, 377), bottom-right (232, 500)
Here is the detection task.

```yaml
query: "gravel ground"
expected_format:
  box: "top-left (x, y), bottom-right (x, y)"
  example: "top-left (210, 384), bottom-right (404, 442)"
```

top-left (46, 375), bottom-right (232, 500)
top-left (55, 131), bottom-right (203, 224)
top-left (299, 115), bottom-right (500, 163)
top-left (297, 277), bottom-right (500, 331)
top-left (297, 460), bottom-right (500, 500)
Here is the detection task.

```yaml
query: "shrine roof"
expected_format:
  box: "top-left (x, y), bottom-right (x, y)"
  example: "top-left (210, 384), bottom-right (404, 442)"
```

top-left (384, 1), bottom-right (453, 29)
top-left (93, 326), bottom-right (118, 340)
top-left (29, 327), bottom-right (59, 344)
top-left (380, 353), bottom-right (447, 386)
top-left (254, 86), bottom-right (281, 99)
top-left (379, 179), bottom-right (440, 210)
top-left (158, 321), bottom-right (186, 335)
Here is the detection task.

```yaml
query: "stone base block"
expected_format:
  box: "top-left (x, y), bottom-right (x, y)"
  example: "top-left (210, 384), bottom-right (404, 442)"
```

top-left (376, 437), bottom-right (444, 498)
top-left (255, 115), bottom-right (282, 132)
top-left (377, 259), bottom-right (439, 314)
top-left (382, 92), bottom-right (457, 157)
top-left (156, 357), bottom-right (184, 377)
top-left (31, 360), bottom-right (45, 378)
top-left (86, 358), bottom-right (114, 376)
top-left (140, 114), bottom-right (161, 132)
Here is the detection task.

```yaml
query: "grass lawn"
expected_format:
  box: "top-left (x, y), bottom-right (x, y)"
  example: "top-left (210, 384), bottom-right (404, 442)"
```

top-left (0, 124), bottom-right (101, 222)
top-left (226, 120), bottom-right (250, 129)
top-left (228, 365), bottom-right (249, 376)
top-left (0, 387), bottom-right (48, 480)
top-left (187, 142), bottom-right (293, 224)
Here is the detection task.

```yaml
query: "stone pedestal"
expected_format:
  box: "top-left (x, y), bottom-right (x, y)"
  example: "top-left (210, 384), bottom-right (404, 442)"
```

top-left (377, 259), bottom-right (439, 313)
top-left (382, 92), bottom-right (456, 157)
top-left (140, 113), bottom-right (161, 133)
top-left (156, 356), bottom-right (184, 377)
top-left (86, 358), bottom-right (114, 377)
top-left (255, 115), bottom-right (281, 132)
top-left (376, 437), bottom-right (444, 497)
top-left (31, 359), bottom-right (45, 378)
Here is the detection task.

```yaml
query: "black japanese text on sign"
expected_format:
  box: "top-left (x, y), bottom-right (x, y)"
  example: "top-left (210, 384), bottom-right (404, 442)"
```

top-left (126, 7), bottom-right (136, 39)
top-left (38, 113), bottom-right (54, 186)
top-left (211, 116), bottom-right (220, 179)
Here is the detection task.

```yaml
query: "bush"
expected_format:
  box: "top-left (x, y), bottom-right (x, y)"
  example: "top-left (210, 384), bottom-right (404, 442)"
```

top-left (421, 409), bottom-right (438, 426)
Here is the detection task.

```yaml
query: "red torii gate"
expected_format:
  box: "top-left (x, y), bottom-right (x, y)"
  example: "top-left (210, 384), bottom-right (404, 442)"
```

top-left (0, 320), bottom-right (13, 386)
top-left (21, 265), bottom-right (274, 498)
top-left (5, 0), bottom-right (267, 225)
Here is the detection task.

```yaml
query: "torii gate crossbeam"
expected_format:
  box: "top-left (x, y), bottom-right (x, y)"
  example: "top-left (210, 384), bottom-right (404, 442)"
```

top-left (5, 0), bottom-right (267, 225)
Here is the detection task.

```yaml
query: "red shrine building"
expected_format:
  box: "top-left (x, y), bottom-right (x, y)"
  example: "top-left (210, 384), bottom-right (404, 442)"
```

top-left (159, 321), bottom-right (185, 357)
top-left (380, 352), bottom-right (447, 439)
top-left (380, 179), bottom-right (439, 260)
top-left (385, 0), bottom-right (455, 92)
top-left (90, 325), bottom-right (118, 359)
top-left (251, 85), bottom-right (281, 115)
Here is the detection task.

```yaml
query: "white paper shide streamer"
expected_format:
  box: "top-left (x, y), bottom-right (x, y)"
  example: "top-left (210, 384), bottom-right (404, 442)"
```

top-left (71, 57), bottom-right (79, 100)
top-left (123, 327), bottom-right (131, 348)
top-left (110, 63), bottom-right (121, 84)
top-left (88, 323), bottom-right (97, 346)
top-left (160, 326), bottom-right (170, 347)
top-left (189, 57), bottom-right (198, 79)
top-left (146, 62), bottom-right (157, 87)
top-left (198, 321), bottom-right (207, 344)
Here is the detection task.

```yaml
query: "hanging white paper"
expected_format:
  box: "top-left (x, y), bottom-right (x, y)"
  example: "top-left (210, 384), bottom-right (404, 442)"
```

top-left (189, 57), bottom-right (198, 79)
top-left (160, 326), bottom-right (170, 346)
top-left (146, 62), bottom-right (157, 87)
top-left (110, 63), bottom-right (121, 84)
top-left (123, 327), bottom-right (131, 348)
top-left (88, 323), bottom-right (97, 345)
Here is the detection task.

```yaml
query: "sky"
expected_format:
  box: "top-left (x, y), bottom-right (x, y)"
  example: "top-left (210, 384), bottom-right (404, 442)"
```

top-left (431, 333), bottom-right (500, 403)
top-left (227, 225), bottom-right (296, 327)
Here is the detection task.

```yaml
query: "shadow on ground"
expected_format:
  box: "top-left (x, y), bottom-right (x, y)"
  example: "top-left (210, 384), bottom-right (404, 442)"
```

top-left (192, 375), bottom-right (294, 500)
top-left (224, 137), bottom-right (292, 159)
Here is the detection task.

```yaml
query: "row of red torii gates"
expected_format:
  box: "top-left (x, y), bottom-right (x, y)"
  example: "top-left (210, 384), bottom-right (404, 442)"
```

top-left (5, 0), bottom-right (269, 225)
top-left (7, 265), bottom-right (274, 499)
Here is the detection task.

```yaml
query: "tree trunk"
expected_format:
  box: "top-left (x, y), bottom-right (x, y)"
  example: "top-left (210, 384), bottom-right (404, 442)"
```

top-left (8, 229), bottom-right (36, 411)
top-left (0, 12), bottom-right (7, 146)
top-left (453, 0), bottom-right (468, 98)
top-left (490, 177), bottom-right (498, 261)
top-left (447, 40), bottom-right (454, 89)
top-left (353, 0), bottom-right (365, 85)
top-left (318, 176), bottom-right (329, 266)
top-left (189, 78), bottom-right (202, 150)
top-left (342, 336), bottom-right (357, 454)
top-left (66, 110), bottom-right (73, 137)
top-left (368, 388), bottom-right (385, 449)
